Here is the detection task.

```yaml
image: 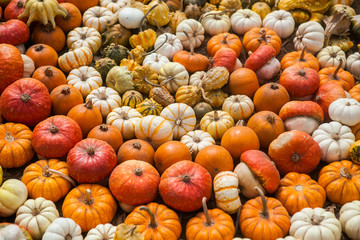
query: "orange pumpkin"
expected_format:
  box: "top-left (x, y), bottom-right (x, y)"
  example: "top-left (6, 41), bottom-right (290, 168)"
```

top-left (124, 202), bottom-right (182, 240)
top-left (228, 68), bottom-right (259, 98)
top-left (25, 44), bottom-right (58, 68)
top-left (242, 27), bottom-right (282, 55)
top-left (280, 45), bottom-right (320, 71)
top-left (154, 141), bottom-right (192, 174)
top-left (55, 3), bottom-right (82, 33)
top-left (87, 124), bottom-right (123, 152)
top-left (62, 184), bottom-right (117, 232)
top-left (67, 99), bottom-right (103, 137)
top-left (31, 23), bottom-right (66, 52)
top-left (0, 123), bottom-right (34, 168)
top-left (186, 197), bottom-right (235, 240)
top-left (240, 187), bottom-right (290, 240)
top-left (318, 59), bottom-right (355, 91)
top-left (351, 122), bottom-right (360, 141)
top-left (247, 111), bottom-right (285, 149)
top-left (195, 145), bottom-right (234, 179)
top-left (275, 172), bottom-right (326, 216)
top-left (349, 84), bottom-right (360, 103)
top-left (50, 84), bottom-right (84, 116)
top-left (117, 139), bottom-right (155, 165)
top-left (318, 160), bottom-right (360, 205)
top-left (64, 0), bottom-right (99, 13)
top-left (32, 66), bottom-right (67, 92)
top-left (253, 83), bottom-right (290, 114)
top-left (207, 32), bottom-right (242, 57)
top-left (21, 159), bottom-right (74, 202)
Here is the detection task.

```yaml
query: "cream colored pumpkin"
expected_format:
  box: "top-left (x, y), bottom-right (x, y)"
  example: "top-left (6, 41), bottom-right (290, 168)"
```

top-left (289, 208), bottom-right (342, 240)
top-left (158, 62), bottom-right (189, 94)
top-left (117, 7), bottom-right (144, 29)
top-left (100, 0), bottom-right (131, 13)
top-left (276, 237), bottom-right (297, 240)
top-left (160, 103), bottom-right (196, 139)
top-left (293, 21), bottom-right (325, 54)
top-left (200, 110), bottom-right (234, 140)
top-left (0, 179), bottom-right (28, 218)
top-left (67, 27), bottom-right (102, 54)
top-left (106, 106), bottom-right (142, 139)
top-left (58, 47), bottom-right (93, 73)
top-left (329, 98), bottom-right (360, 126)
top-left (262, 10), bottom-right (295, 39)
top-left (21, 54), bottom-right (35, 78)
top-left (86, 87), bottom-right (122, 118)
top-left (200, 11), bottom-right (231, 36)
top-left (222, 95), bottom-right (254, 122)
top-left (317, 46), bottom-right (346, 69)
top-left (15, 197), bottom-right (59, 240)
top-left (154, 33), bottom-right (183, 60)
top-left (346, 52), bottom-right (360, 80)
top-left (176, 19), bottom-right (205, 49)
top-left (180, 130), bottom-right (215, 158)
top-left (312, 121), bottom-right (355, 163)
top-left (135, 115), bottom-right (173, 149)
top-left (67, 66), bottom-right (103, 98)
top-left (0, 224), bottom-right (28, 240)
top-left (213, 171), bottom-right (241, 214)
top-left (85, 223), bottom-right (116, 240)
top-left (339, 200), bottom-right (360, 240)
top-left (230, 9), bottom-right (262, 35)
top-left (42, 218), bottom-right (82, 240)
top-left (143, 53), bottom-right (170, 75)
top-left (83, 6), bottom-right (114, 33)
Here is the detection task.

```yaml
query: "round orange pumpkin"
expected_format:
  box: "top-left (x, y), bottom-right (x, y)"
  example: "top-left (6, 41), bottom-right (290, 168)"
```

top-left (25, 44), bottom-right (58, 68)
top-left (50, 84), bottom-right (84, 116)
top-left (318, 60), bottom-right (355, 91)
top-left (117, 139), bottom-right (155, 165)
top-left (253, 83), bottom-right (290, 114)
top-left (64, 0), bottom-right (99, 13)
top-left (55, 3), bottom-right (82, 33)
top-left (228, 68), bottom-right (259, 98)
top-left (207, 32), bottom-right (242, 57)
top-left (87, 124), bottom-right (123, 152)
top-left (32, 66), bottom-right (67, 92)
top-left (280, 46), bottom-right (320, 71)
top-left (31, 23), bottom-right (66, 52)
top-left (242, 27), bottom-right (282, 55)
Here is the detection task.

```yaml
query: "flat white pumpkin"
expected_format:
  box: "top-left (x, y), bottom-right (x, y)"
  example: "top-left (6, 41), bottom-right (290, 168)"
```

top-left (176, 19), bottom-right (205, 49)
top-left (86, 87), bottom-right (122, 118)
top-left (143, 53), bottom-right (170, 74)
top-left (346, 52), bottom-right (360, 80)
top-left (67, 27), bottom-right (102, 54)
top-left (42, 218), bottom-right (83, 240)
top-left (230, 9), bottom-right (262, 35)
top-left (339, 200), bottom-right (360, 240)
top-left (180, 130), bottom-right (215, 158)
top-left (329, 98), bottom-right (360, 126)
top-left (67, 66), bottom-right (103, 98)
top-left (85, 223), bottom-right (116, 240)
top-left (222, 95), bottom-right (254, 122)
top-left (200, 11), bottom-right (231, 36)
top-left (262, 10), bottom-right (295, 39)
top-left (106, 106), bottom-right (142, 139)
top-left (317, 46), bottom-right (346, 69)
top-left (154, 33), bottom-right (183, 60)
top-left (293, 21), bottom-right (324, 54)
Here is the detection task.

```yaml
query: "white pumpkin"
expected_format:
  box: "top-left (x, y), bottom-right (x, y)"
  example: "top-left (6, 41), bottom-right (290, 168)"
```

top-left (67, 66), bottom-right (103, 98)
top-left (222, 95), bottom-right (254, 122)
top-left (293, 21), bottom-right (324, 54)
top-left (189, 70), bottom-right (205, 87)
top-left (276, 237), bottom-right (298, 240)
top-left (58, 47), bottom-right (93, 73)
top-left (289, 208), bottom-right (342, 240)
top-left (317, 46), bottom-right (346, 69)
top-left (21, 54), bottom-right (35, 78)
top-left (100, 0), bottom-right (131, 13)
top-left (0, 224), bottom-right (27, 240)
top-left (230, 9), bottom-right (262, 35)
top-left (176, 19), bottom-right (205, 49)
top-left (106, 106), bottom-right (142, 139)
top-left (154, 33), bottom-right (183, 60)
top-left (346, 52), bottom-right (360, 80)
top-left (84, 223), bottom-right (116, 240)
top-left (329, 98), bottom-right (360, 126)
top-left (67, 27), bottom-right (102, 54)
top-left (180, 130), bottom-right (215, 158)
top-left (0, 179), bottom-right (28, 217)
top-left (256, 57), bottom-right (281, 85)
top-left (213, 171), bottom-right (241, 214)
top-left (42, 218), bottom-right (83, 240)
top-left (160, 103), bottom-right (196, 139)
top-left (200, 11), bottom-right (231, 36)
top-left (158, 62), bottom-right (189, 94)
top-left (117, 7), bottom-right (144, 29)
top-left (339, 200), bottom-right (360, 240)
top-left (135, 115), bottom-right (173, 149)
top-left (83, 6), bottom-right (114, 33)
top-left (262, 10), bottom-right (295, 39)
top-left (86, 87), bottom-right (122, 118)
top-left (312, 121), bottom-right (355, 163)
top-left (15, 197), bottom-right (59, 240)
top-left (143, 53), bottom-right (170, 74)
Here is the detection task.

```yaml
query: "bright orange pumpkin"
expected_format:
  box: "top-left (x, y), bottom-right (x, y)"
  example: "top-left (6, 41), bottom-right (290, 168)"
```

top-left (50, 84), bottom-right (84, 116)
top-left (318, 59), bottom-right (355, 91)
top-left (207, 32), bottom-right (242, 57)
top-left (242, 27), bottom-right (282, 55)
top-left (87, 124), bottom-right (123, 152)
top-left (280, 45), bottom-right (320, 71)
top-left (117, 139), bottom-right (155, 165)
top-left (32, 65), bottom-right (67, 92)
top-left (253, 83), bottom-right (290, 114)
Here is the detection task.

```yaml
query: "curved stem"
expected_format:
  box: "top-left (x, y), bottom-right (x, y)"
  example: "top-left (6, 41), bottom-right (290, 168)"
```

top-left (139, 206), bottom-right (158, 228)
top-left (222, 33), bottom-right (228, 44)
top-left (142, 34), bottom-right (168, 56)
top-left (153, 19), bottom-right (164, 34)
top-left (340, 167), bottom-right (352, 179)
top-left (255, 186), bottom-right (269, 219)
top-left (199, 87), bottom-right (212, 103)
top-left (127, 50), bottom-right (134, 60)
top-left (183, 31), bottom-right (194, 55)
top-left (85, 99), bottom-right (93, 109)
top-left (84, 189), bottom-right (94, 205)
top-left (144, 76), bottom-right (174, 87)
top-left (333, 58), bottom-right (343, 79)
top-left (43, 165), bottom-right (76, 187)
top-left (44, 67), bottom-right (53, 77)
top-left (299, 45), bottom-right (307, 61)
top-left (202, 197), bottom-right (213, 226)
top-left (140, 4), bottom-right (159, 32)
top-left (267, 114), bottom-right (275, 124)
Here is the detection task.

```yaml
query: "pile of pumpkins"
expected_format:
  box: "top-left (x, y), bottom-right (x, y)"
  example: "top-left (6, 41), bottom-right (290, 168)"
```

top-left (1, 0), bottom-right (360, 239)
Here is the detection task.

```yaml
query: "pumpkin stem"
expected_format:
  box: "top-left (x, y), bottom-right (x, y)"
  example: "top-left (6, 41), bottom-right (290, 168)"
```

top-left (61, 87), bottom-right (71, 95)
top-left (298, 69), bottom-right (306, 76)
top-left (259, 28), bottom-right (267, 41)
top-left (255, 186), bottom-right (269, 219)
top-left (236, 120), bottom-right (246, 126)
top-left (99, 90), bottom-right (107, 100)
top-left (331, 133), bottom-right (340, 141)
top-left (87, 147), bottom-right (95, 155)
top-left (193, 136), bottom-right (201, 143)
top-left (153, 19), bottom-right (164, 34)
top-left (43, 165), bottom-right (77, 187)
top-left (183, 31), bottom-right (195, 55)
top-left (266, 114), bottom-right (275, 124)
top-left (85, 99), bottom-right (93, 109)
top-left (332, 58), bottom-right (343, 80)
top-left (202, 197), bottom-right (213, 226)
top-left (291, 153), bottom-right (300, 162)
top-left (17, 0), bottom-right (24, 7)
top-left (50, 125), bottom-right (58, 133)
top-left (43, 22), bottom-right (55, 31)
top-left (144, 75), bottom-right (174, 87)
top-left (127, 51), bottom-right (134, 60)
top-left (120, 111), bottom-right (129, 120)
top-left (311, 214), bottom-right (325, 225)
top-left (99, 124), bottom-right (108, 132)
top-left (139, 206), bottom-right (158, 228)
top-left (222, 33), bottom-right (228, 44)
top-left (182, 174), bottom-right (191, 182)
top-left (199, 86), bottom-right (213, 104)
top-left (340, 167), bottom-right (352, 179)
top-left (133, 141), bottom-right (142, 150)
top-left (294, 185), bottom-right (303, 191)
top-left (142, 34), bottom-right (168, 56)
top-left (44, 67), bottom-right (53, 77)
top-left (140, 4), bottom-right (159, 32)
top-left (299, 45), bottom-right (307, 62)
top-left (135, 168), bottom-right (143, 176)
top-left (34, 44), bottom-right (44, 52)
top-left (213, 110), bottom-right (219, 120)
top-left (4, 132), bottom-right (14, 142)
top-left (20, 93), bottom-right (31, 103)
top-left (84, 189), bottom-right (94, 205)
top-left (270, 82), bottom-right (279, 90)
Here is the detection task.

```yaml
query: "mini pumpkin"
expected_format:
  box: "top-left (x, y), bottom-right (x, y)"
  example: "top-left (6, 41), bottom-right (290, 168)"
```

top-left (200, 110), bottom-right (234, 141)
top-left (136, 98), bottom-right (163, 116)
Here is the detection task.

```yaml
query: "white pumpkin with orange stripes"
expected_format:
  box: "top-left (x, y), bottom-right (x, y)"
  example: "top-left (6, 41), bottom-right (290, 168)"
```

top-left (222, 95), bottom-right (254, 122)
top-left (58, 47), bottom-right (93, 73)
top-left (100, 0), bottom-right (131, 13)
top-left (106, 106), bottom-right (142, 139)
top-left (180, 130), bottom-right (215, 158)
top-left (67, 66), bottom-right (102, 98)
top-left (67, 27), bottom-right (102, 54)
top-left (200, 110), bottom-right (234, 140)
top-left (135, 115), bottom-right (173, 149)
top-left (82, 6), bottom-right (114, 33)
top-left (86, 87), bottom-right (122, 118)
top-left (213, 171), bottom-right (241, 214)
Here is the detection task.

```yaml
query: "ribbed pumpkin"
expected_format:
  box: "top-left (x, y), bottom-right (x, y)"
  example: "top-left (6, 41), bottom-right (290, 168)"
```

top-left (280, 46), bottom-right (320, 71)
top-left (318, 59), bottom-right (355, 91)
top-left (122, 90), bottom-right (143, 108)
top-left (207, 32), bottom-right (242, 57)
top-left (136, 98), bottom-right (163, 116)
top-left (200, 110), bottom-right (234, 141)
top-left (87, 124), bottom-right (123, 152)
top-left (242, 27), bottom-right (282, 55)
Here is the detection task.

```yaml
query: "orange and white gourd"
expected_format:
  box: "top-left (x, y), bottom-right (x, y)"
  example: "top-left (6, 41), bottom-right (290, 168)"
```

top-left (176, 19), bottom-right (205, 49)
top-left (154, 33), bottom-right (183, 60)
top-left (58, 47), bottom-right (93, 73)
top-left (135, 115), bottom-right (173, 149)
top-left (83, 6), bottom-right (114, 33)
top-left (67, 27), bottom-right (102, 54)
top-left (67, 66), bottom-right (103, 98)
top-left (222, 95), bottom-right (254, 122)
top-left (160, 103), bottom-right (196, 139)
top-left (328, 98), bottom-right (360, 126)
top-left (158, 62), bottom-right (189, 94)
top-left (86, 87), bottom-right (122, 118)
top-left (106, 106), bottom-right (142, 139)
top-left (213, 171), bottom-right (241, 214)
top-left (143, 53), bottom-right (170, 75)
top-left (180, 130), bottom-right (215, 158)
top-left (230, 9), bottom-right (262, 35)
top-left (100, 0), bottom-right (131, 13)
top-left (200, 110), bottom-right (234, 140)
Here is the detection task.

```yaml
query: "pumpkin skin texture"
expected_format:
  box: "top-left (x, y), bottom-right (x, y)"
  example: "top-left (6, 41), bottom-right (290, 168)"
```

top-left (124, 202), bottom-right (182, 240)
top-left (67, 138), bottom-right (117, 183)
top-left (88, 124), bottom-right (123, 152)
top-left (280, 47), bottom-right (320, 71)
top-left (0, 123), bottom-right (34, 168)
top-left (275, 172), bottom-right (326, 216)
top-left (31, 23), bottom-right (66, 52)
top-left (0, 44), bottom-right (24, 94)
top-left (117, 139), bottom-right (155, 165)
top-left (154, 141), bottom-right (192, 174)
top-left (50, 84), bottom-right (84, 116)
top-left (62, 184), bottom-right (117, 233)
top-left (228, 68), bottom-right (259, 98)
top-left (159, 160), bottom-right (212, 212)
top-left (318, 160), bottom-right (360, 206)
top-left (318, 64), bottom-right (355, 92)
top-left (32, 115), bottom-right (82, 159)
top-left (253, 83), bottom-right (290, 114)
top-left (0, 78), bottom-right (51, 127)
top-left (32, 66), bottom-right (67, 93)
top-left (109, 160), bottom-right (160, 205)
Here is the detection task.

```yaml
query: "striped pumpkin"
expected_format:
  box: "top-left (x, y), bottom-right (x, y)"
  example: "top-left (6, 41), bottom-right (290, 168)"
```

top-left (136, 98), bottom-right (162, 116)
top-left (200, 110), bottom-right (234, 140)
top-left (160, 103), bottom-right (196, 139)
top-left (222, 95), bottom-right (255, 122)
top-left (86, 87), bottom-right (122, 118)
top-left (129, 29), bottom-right (157, 51)
top-left (122, 90), bottom-right (143, 108)
top-left (67, 66), bottom-right (103, 98)
top-left (82, 6), bottom-right (114, 33)
top-left (67, 27), bottom-right (102, 54)
top-left (350, 140), bottom-right (360, 164)
top-left (100, 0), bottom-right (130, 13)
top-left (213, 171), bottom-right (241, 214)
top-left (58, 47), bottom-right (93, 73)
top-left (180, 130), bottom-right (215, 158)
top-left (106, 106), bottom-right (142, 140)
top-left (135, 115), bottom-right (173, 149)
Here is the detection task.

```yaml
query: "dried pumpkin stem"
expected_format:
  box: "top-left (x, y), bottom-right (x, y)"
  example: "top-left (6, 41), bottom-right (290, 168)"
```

top-left (61, 87), bottom-right (71, 95)
top-left (222, 33), bottom-right (228, 44)
top-left (311, 214), bottom-right (325, 225)
top-left (267, 114), bottom-right (275, 124)
top-left (299, 45), bottom-right (307, 61)
top-left (133, 142), bottom-right (142, 150)
top-left (142, 34), bottom-right (168, 56)
top-left (50, 125), bottom-right (58, 133)
top-left (202, 197), bottom-right (213, 226)
top-left (144, 76), bottom-right (174, 87)
top-left (153, 19), bottom-right (164, 34)
top-left (333, 58), bottom-right (343, 79)
top-left (99, 124), bottom-right (108, 132)
top-left (84, 189), bottom-right (94, 204)
top-left (140, 4), bottom-right (159, 32)
top-left (199, 87), bottom-right (212, 104)
top-left (340, 167), bottom-right (352, 179)
top-left (85, 99), bottom-right (93, 109)
top-left (44, 67), bottom-right (53, 77)
top-left (255, 186), bottom-right (269, 219)
top-left (4, 132), bottom-right (14, 142)
top-left (43, 165), bottom-right (76, 187)
top-left (213, 110), bottom-right (219, 120)
top-left (139, 206), bottom-right (158, 228)
top-left (20, 93), bottom-right (31, 103)
top-left (183, 31), bottom-right (195, 55)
